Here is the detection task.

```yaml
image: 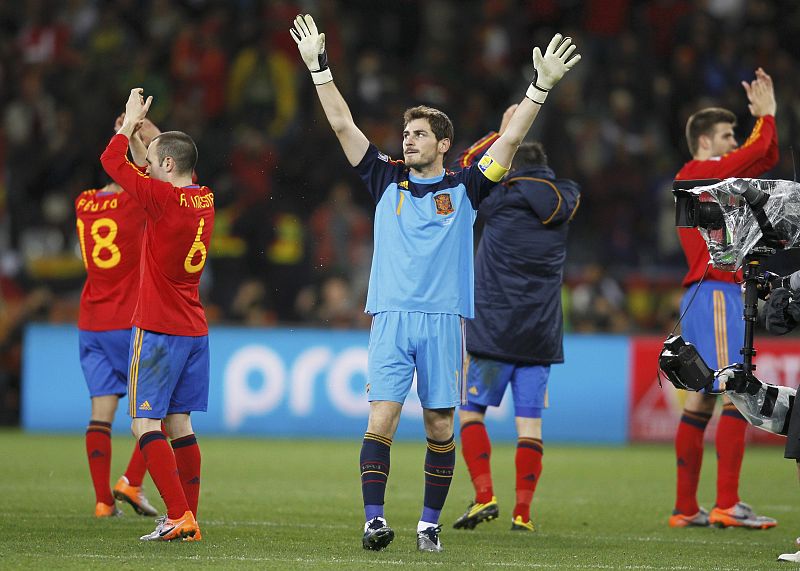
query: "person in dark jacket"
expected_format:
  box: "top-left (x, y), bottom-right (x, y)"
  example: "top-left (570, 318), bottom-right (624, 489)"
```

top-left (452, 105), bottom-right (580, 533)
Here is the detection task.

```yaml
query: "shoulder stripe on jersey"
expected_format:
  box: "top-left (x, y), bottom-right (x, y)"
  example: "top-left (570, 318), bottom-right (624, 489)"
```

top-left (739, 116), bottom-right (763, 151)
top-left (125, 158), bottom-right (150, 178)
top-left (460, 133), bottom-right (499, 167)
top-left (507, 176), bottom-right (563, 224)
top-left (721, 117), bottom-right (764, 160)
top-left (396, 192), bottom-right (405, 215)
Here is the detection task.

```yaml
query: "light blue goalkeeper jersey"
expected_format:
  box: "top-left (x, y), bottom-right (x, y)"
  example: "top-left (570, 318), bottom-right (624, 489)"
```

top-left (355, 144), bottom-right (496, 317)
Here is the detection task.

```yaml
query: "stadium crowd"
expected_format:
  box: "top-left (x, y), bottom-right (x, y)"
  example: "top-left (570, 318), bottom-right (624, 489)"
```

top-left (1, 0), bottom-right (799, 422)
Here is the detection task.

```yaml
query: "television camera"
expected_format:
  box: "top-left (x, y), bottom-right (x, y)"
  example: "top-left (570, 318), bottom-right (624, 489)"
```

top-left (659, 177), bottom-right (800, 435)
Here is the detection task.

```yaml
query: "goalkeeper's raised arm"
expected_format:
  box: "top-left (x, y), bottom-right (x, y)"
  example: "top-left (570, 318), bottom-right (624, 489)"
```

top-left (483, 33), bottom-right (581, 170)
top-left (290, 14), bottom-right (369, 166)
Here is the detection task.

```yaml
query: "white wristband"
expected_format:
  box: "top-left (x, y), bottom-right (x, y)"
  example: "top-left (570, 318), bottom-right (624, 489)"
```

top-left (526, 83), bottom-right (548, 105)
top-left (311, 68), bottom-right (333, 85)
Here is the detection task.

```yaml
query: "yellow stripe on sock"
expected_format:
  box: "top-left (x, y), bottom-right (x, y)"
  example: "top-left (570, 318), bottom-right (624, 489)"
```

top-left (427, 442), bottom-right (456, 453)
top-left (364, 432), bottom-right (393, 447)
top-left (361, 470), bottom-right (388, 476)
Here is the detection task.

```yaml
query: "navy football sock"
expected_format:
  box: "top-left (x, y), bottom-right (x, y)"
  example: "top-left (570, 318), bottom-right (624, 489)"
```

top-left (360, 432), bottom-right (391, 521)
top-left (421, 434), bottom-right (456, 525)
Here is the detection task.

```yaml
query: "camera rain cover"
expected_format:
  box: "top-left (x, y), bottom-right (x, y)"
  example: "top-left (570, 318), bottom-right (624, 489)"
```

top-left (688, 179), bottom-right (800, 270)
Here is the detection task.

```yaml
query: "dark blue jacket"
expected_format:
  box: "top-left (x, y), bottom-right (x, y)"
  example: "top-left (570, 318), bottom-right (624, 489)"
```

top-left (458, 133), bottom-right (581, 364)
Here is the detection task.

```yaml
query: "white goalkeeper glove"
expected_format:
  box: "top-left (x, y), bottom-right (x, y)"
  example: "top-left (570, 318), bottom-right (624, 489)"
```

top-left (526, 33), bottom-right (581, 105)
top-left (290, 14), bottom-right (333, 85)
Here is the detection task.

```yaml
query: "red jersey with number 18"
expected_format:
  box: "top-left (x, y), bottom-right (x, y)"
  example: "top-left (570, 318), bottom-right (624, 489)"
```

top-left (75, 185), bottom-right (146, 331)
top-left (100, 133), bottom-right (214, 336)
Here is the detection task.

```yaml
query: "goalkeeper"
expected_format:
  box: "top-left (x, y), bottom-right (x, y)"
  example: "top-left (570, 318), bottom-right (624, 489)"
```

top-left (290, 14), bottom-right (579, 553)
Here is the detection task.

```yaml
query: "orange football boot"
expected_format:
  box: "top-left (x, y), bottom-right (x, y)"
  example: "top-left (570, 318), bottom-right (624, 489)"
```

top-left (94, 502), bottom-right (123, 518)
top-left (113, 476), bottom-right (158, 516)
top-left (709, 502), bottom-right (777, 529)
top-left (139, 510), bottom-right (200, 541)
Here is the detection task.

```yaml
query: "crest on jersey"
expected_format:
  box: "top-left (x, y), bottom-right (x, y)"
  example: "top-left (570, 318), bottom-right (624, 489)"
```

top-left (434, 193), bottom-right (454, 215)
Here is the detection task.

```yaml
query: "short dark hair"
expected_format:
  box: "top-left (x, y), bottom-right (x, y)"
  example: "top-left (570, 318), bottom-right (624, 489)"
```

top-left (153, 131), bottom-right (198, 175)
top-left (402, 106), bottom-right (454, 143)
top-left (512, 142), bottom-right (548, 170)
top-left (685, 108), bottom-right (736, 156)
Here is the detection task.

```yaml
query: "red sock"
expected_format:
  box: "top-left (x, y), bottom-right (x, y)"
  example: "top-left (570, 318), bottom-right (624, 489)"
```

top-left (514, 438), bottom-right (543, 521)
top-left (123, 444), bottom-right (147, 487)
top-left (172, 434), bottom-right (201, 518)
top-left (715, 404), bottom-right (747, 509)
top-left (86, 421), bottom-right (113, 505)
top-left (460, 421), bottom-right (493, 503)
top-left (675, 410), bottom-right (711, 515)
top-left (139, 431), bottom-right (189, 519)
top-left (123, 422), bottom-right (165, 486)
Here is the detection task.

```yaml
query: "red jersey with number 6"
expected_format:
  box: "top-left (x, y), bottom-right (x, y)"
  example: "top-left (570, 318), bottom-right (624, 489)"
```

top-left (675, 115), bottom-right (779, 287)
top-left (75, 185), bottom-right (146, 331)
top-left (100, 133), bottom-right (214, 336)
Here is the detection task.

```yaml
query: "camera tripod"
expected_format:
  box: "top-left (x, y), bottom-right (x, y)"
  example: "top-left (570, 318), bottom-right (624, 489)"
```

top-left (726, 245), bottom-right (779, 393)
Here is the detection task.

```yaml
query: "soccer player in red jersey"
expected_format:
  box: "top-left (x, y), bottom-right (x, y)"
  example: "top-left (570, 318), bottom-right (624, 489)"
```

top-left (669, 68), bottom-right (778, 529)
top-left (76, 169), bottom-right (158, 518)
top-left (101, 88), bottom-right (214, 542)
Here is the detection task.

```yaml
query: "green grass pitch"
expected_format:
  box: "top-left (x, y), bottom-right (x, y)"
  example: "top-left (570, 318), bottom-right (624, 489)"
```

top-left (0, 430), bottom-right (798, 570)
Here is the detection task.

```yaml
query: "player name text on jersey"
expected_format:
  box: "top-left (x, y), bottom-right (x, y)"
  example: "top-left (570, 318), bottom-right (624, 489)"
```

top-left (76, 196), bottom-right (120, 212)
top-left (179, 191), bottom-right (214, 209)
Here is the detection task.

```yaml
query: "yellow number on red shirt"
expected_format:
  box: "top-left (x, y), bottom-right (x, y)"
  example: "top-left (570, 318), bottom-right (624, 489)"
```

top-left (77, 217), bottom-right (121, 269)
top-left (184, 217), bottom-right (207, 274)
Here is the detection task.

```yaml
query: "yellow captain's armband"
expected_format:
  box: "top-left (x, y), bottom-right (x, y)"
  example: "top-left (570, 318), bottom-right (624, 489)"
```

top-left (477, 154), bottom-right (509, 183)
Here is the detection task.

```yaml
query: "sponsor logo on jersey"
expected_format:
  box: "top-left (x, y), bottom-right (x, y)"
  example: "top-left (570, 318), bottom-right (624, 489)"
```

top-left (469, 386), bottom-right (479, 396)
top-left (139, 400), bottom-right (152, 411)
top-left (398, 180), bottom-right (409, 189)
top-left (434, 193), bottom-right (454, 215)
top-left (377, 152), bottom-right (389, 162)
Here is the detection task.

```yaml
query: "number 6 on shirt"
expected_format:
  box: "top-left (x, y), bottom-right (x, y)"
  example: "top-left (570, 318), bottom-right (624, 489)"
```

top-left (184, 217), bottom-right (207, 274)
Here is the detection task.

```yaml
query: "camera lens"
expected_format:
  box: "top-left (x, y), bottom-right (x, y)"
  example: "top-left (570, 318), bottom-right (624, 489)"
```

top-left (696, 202), bottom-right (724, 229)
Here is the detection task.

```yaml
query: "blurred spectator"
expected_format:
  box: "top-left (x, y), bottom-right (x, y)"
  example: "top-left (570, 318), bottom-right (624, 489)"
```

top-left (230, 279), bottom-right (276, 326)
top-left (266, 208), bottom-right (309, 323)
top-left (570, 264), bottom-right (630, 333)
top-left (308, 181), bottom-right (371, 287)
top-left (4, 67), bottom-right (56, 249)
top-left (17, 0), bottom-right (72, 67)
top-left (296, 273), bottom-right (369, 329)
top-left (170, 13), bottom-right (227, 120)
top-left (227, 35), bottom-right (298, 137)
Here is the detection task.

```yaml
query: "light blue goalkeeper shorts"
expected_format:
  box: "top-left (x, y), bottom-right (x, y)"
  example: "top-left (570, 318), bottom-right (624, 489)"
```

top-left (367, 311), bottom-right (466, 409)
